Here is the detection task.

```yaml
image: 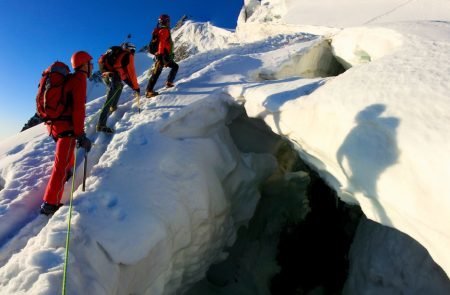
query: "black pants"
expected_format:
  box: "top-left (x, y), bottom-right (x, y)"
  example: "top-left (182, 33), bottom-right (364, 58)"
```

top-left (146, 58), bottom-right (179, 92)
top-left (98, 73), bottom-right (123, 127)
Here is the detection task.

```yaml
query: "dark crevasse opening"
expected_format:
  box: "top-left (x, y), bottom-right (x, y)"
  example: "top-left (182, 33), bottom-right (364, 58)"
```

top-left (185, 107), bottom-right (362, 295)
top-left (270, 170), bottom-right (362, 295)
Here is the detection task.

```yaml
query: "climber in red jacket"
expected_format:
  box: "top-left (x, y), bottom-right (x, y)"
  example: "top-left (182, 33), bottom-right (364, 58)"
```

top-left (145, 14), bottom-right (179, 98)
top-left (40, 51), bottom-right (93, 215)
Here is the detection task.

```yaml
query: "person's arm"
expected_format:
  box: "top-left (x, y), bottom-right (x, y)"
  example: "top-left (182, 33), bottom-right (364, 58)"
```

top-left (123, 53), bottom-right (139, 91)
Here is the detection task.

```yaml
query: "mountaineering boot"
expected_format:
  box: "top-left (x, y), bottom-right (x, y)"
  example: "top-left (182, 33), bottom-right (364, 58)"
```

top-left (40, 202), bottom-right (63, 215)
top-left (96, 125), bottom-right (114, 134)
top-left (165, 82), bottom-right (174, 88)
top-left (145, 91), bottom-right (159, 98)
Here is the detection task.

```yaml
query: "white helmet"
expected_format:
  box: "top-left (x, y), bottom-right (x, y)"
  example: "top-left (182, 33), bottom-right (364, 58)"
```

top-left (122, 42), bottom-right (136, 53)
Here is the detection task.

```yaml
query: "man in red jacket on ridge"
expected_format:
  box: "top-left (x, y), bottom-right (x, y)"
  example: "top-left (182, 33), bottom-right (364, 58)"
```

top-left (145, 14), bottom-right (179, 98)
top-left (40, 51), bottom-right (93, 215)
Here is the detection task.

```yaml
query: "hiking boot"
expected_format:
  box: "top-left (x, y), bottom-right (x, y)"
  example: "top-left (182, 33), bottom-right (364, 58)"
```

top-left (96, 125), bottom-right (114, 134)
top-left (165, 82), bottom-right (175, 88)
top-left (145, 91), bottom-right (159, 98)
top-left (109, 106), bottom-right (117, 113)
top-left (40, 202), bottom-right (63, 215)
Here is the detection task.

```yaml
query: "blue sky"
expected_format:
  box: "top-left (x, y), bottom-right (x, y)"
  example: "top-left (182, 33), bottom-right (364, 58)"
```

top-left (0, 0), bottom-right (243, 140)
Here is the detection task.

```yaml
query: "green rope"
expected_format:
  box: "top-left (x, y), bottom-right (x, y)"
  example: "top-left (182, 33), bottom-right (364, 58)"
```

top-left (62, 147), bottom-right (78, 295)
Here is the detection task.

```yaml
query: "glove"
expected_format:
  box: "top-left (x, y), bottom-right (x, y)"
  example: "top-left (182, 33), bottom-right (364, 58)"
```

top-left (77, 134), bottom-right (92, 153)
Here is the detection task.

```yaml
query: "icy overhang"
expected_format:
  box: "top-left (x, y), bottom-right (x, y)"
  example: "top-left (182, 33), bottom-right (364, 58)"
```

top-left (331, 27), bottom-right (403, 69)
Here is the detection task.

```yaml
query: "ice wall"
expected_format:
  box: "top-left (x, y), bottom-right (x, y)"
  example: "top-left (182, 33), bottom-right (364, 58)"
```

top-left (345, 217), bottom-right (450, 294)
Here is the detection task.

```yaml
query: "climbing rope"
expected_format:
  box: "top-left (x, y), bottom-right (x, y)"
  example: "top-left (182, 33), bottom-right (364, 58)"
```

top-left (85, 86), bottom-right (123, 127)
top-left (61, 148), bottom-right (78, 295)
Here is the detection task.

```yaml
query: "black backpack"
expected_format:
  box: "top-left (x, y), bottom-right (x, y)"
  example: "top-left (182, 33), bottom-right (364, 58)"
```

top-left (98, 46), bottom-right (124, 72)
top-left (148, 28), bottom-right (160, 55)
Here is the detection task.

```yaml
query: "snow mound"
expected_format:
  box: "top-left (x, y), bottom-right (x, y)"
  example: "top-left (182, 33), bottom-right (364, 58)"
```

top-left (172, 21), bottom-right (236, 60)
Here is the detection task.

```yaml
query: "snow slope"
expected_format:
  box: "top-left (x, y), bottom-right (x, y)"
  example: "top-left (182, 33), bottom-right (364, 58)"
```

top-left (236, 0), bottom-right (450, 41)
top-left (1, 0), bottom-right (450, 294)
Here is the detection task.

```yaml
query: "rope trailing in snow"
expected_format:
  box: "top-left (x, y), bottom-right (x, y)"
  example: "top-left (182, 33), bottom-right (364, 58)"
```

top-left (62, 148), bottom-right (78, 295)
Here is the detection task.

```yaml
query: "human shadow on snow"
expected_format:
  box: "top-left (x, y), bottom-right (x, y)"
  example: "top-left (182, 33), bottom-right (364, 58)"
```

top-left (337, 104), bottom-right (400, 225)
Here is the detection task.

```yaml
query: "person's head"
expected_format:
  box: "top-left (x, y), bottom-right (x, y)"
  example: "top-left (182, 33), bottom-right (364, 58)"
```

top-left (71, 51), bottom-right (93, 77)
top-left (121, 42), bottom-right (136, 54)
top-left (158, 14), bottom-right (170, 27)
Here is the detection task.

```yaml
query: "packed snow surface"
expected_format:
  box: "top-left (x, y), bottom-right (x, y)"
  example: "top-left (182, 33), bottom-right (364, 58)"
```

top-left (1, 0), bottom-right (450, 294)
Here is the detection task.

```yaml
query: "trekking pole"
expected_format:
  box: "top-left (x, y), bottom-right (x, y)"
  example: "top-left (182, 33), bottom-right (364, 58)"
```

top-left (82, 150), bottom-right (88, 192)
top-left (62, 148), bottom-right (77, 295)
top-left (135, 92), bottom-right (141, 113)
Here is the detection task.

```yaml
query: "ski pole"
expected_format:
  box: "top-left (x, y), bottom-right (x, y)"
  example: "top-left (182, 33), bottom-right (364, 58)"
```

top-left (135, 92), bottom-right (141, 113)
top-left (82, 150), bottom-right (88, 192)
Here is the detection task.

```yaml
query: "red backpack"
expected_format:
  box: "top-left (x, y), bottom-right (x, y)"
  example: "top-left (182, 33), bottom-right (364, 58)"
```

top-left (148, 27), bottom-right (160, 55)
top-left (36, 61), bottom-right (71, 122)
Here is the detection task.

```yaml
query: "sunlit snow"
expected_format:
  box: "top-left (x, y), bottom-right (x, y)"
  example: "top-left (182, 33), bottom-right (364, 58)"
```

top-left (1, 0), bottom-right (450, 294)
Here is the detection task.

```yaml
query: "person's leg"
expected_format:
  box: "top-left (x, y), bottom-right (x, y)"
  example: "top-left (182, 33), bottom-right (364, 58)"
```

top-left (98, 76), bottom-right (113, 127)
top-left (65, 146), bottom-right (75, 182)
top-left (109, 74), bottom-right (123, 111)
top-left (166, 60), bottom-right (179, 85)
top-left (146, 59), bottom-right (163, 93)
top-left (98, 75), bottom-right (123, 127)
top-left (43, 137), bottom-right (76, 207)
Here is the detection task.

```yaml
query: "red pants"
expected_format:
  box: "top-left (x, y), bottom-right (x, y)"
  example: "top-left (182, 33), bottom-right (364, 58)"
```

top-left (43, 137), bottom-right (76, 205)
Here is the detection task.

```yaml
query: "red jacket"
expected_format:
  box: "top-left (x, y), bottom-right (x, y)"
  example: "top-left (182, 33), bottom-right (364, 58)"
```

top-left (116, 51), bottom-right (139, 91)
top-left (46, 70), bottom-right (87, 138)
top-left (157, 27), bottom-right (172, 56)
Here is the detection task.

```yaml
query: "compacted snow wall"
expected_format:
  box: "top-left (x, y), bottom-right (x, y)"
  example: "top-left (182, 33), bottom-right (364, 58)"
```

top-left (277, 39), bottom-right (345, 78)
top-left (257, 39), bottom-right (346, 81)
